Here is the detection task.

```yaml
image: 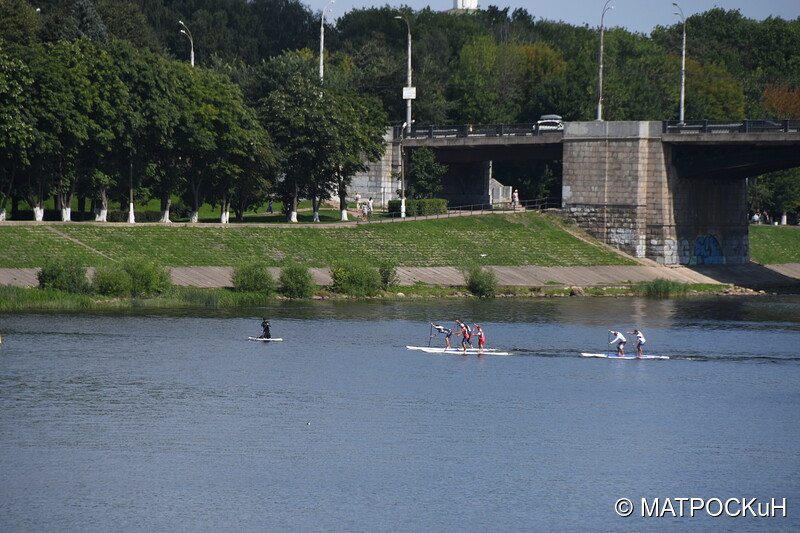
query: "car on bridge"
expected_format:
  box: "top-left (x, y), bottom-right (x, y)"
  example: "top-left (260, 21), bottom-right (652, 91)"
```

top-left (536, 114), bottom-right (564, 132)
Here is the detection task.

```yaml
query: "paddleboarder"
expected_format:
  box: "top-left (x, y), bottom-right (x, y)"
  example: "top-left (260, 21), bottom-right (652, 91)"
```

top-left (608, 330), bottom-right (626, 356)
top-left (474, 324), bottom-right (485, 354)
top-left (430, 323), bottom-right (454, 349)
top-left (260, 318), bottom-right (271, 339)
top-left (456, 320), bottom-right (471, 353)
top-left (627, 329), bottom-right (646, 357)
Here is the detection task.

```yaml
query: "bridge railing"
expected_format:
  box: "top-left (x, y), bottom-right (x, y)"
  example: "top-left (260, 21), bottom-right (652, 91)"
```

top-left (355, 197), bottom-right (561, 224)
top-left (392, 123), bottom-right (563, 140)
top-left (662, 119), bottom-right (800, 134)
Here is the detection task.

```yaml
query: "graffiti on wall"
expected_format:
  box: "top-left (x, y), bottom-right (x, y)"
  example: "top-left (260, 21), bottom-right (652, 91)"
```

top-left (672, 235), bottom-right (726, 265)
top-left (692, 235), bottom-right (725, 265)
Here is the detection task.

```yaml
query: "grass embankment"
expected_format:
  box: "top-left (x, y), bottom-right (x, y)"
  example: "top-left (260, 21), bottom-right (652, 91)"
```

top-left (748, 225), bottom-right (800, 264)
top-left (0, 212), bottom-right (635, 268)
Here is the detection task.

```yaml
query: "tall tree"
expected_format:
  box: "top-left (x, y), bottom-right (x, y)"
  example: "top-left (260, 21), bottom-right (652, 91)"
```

top-left (0, 47), bottom-right (34, 220)
top-left (407, 146), bottom-right (446, 199)
top-left (0, 0), bottom-right (44, 46)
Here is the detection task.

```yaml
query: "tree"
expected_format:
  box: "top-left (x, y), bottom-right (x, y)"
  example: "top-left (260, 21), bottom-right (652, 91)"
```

top-left (258, 51), bottom-right (328, 222)
top-left (0, 47), bottom-right (34, 220)
top-left (20, 40), bottom-right (94, 221)
top-left (0, 0), bottom-right (44, 46)
top-left (763, 84), bottom-right (800, 117)
top-left (749, 170), bottom-right (800, 225)
top-left (323, 57), bottom-right (388, 221)
top-left (407, 146), bottom-right (446, 199)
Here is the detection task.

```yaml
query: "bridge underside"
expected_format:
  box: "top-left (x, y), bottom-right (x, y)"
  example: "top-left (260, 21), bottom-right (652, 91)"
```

top-left (671, 144), bottom-right (800, 180)
top-left (357, 122), bottom-right (799, 266)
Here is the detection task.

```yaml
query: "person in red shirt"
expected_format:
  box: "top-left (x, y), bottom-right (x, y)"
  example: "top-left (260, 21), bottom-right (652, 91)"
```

top-left (456, 320), bottom-right (471, 353)
top-left (474, 324), bottom-right (485, 354)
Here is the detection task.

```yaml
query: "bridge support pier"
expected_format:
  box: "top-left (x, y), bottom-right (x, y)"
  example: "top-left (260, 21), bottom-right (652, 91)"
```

top-left (562, 121), bottom-right (749, 265)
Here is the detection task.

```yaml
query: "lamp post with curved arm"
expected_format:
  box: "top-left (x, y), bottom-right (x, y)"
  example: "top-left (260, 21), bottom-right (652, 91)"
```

top-left (596, 0), bottom-right (614, 121)
top-left (673, 3), bottom-right (686, 123)
top-left (394, 15), bottom-right (413, 219)
top-left (319, 0), bottom-right (335, 80)
top-left (178, 20), bottom-right (194, 67)
top-left (394, 15), bottom-right (413, 136)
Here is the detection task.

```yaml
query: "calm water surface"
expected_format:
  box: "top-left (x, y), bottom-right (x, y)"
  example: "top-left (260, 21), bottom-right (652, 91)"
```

top-left (1, 296), bottom-right (799, 532)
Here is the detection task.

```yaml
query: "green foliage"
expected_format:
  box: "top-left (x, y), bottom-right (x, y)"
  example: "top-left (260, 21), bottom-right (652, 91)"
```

top-left (407, 147), bottom-right (447, 199)
top-left (120, 258), bottom-right (171, 297)
top-left (279, 264), bottom-right (315, 298)
top-left (37, 259), bottom-right (91, 294)
top-left (0, 0), bottom-right (43, 46)
top-left (232, 262), bottom-right (276, 294)
top-left (634, 278), bottom-right (690, 297)
top-left (463, 265), bottom-right (497, 297)
top-left (92, 263), bottom-right (133, 297)
top-left (331, 261), bottom-right (381, 297)
top-left (378, 262), bottom-right (399, 289)
top-left (388, 198), bottom-right (448, 216)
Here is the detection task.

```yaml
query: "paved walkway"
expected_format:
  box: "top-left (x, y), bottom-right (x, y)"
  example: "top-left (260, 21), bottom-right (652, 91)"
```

top-left (2, 263), bottom-right (797, 290)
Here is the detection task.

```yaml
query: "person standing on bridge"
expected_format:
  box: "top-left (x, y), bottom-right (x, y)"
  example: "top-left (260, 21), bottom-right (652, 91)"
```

top-left (512, 189), bottom-right (519, 210)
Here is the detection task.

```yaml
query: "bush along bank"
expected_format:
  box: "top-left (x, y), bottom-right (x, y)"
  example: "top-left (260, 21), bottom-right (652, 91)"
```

top-left (2, 256), bottom-right (753, 312)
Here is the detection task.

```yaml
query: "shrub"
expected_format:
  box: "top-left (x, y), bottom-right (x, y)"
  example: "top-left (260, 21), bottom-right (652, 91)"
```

top-left (464, 265), bottom-right (497, 297)
top-left (121, 258), bottom-right (172, 297)
top-left (635, 278), bottom-right (690, 297)
top-left (331, 261), bottom-right (381, 297)
top-left (378, 261), bottom-right (399, 289)
top-left (279, 264), bottom-right (315, 299)
top-left (232, 262), bottom-right (276, 294)
top-left (37, 259), bottom-right (91, 294)
top-left (92, 264), bottom-right (133, 297)
top-left (387, 198), bottom-right (448, 216)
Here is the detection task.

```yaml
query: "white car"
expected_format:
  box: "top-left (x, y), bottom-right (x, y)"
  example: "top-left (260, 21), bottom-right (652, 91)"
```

top-left (536, 114), bottom-right (564, 131)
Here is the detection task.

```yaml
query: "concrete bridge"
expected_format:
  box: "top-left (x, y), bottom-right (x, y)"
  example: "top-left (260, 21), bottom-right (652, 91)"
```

top-left (353, 120), bottom-right (800, 266)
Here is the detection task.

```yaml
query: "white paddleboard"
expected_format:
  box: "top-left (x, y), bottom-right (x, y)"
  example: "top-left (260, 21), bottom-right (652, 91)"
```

top-left (581, 352), bottom-right (669, 360)
top-left (407, 345), bottom-right (500, 352)
top-left (407, 346), bottom-right (511, 355)
top-left (248, 337), bottom-right (284, 342)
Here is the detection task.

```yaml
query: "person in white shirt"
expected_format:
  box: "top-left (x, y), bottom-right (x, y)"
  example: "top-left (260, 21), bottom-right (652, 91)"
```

top-left (627, 329), bottom-right (646, 357)
top-left (608, 330), bottom-right (626, 356)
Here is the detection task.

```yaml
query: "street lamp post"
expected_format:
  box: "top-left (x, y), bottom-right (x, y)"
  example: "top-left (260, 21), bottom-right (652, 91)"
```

top-left (394, 15), bottom-right (413, 136)
top-left (178, 20), bottom-right (194, 67)
top-left (394, 15), bottom-right (414, 218)
top-left (673, 3), bottom-right (686, 123)
top-left (596, 0), bottom-right (614, 121)
top-left (319, 0), bottom-right (335, 80)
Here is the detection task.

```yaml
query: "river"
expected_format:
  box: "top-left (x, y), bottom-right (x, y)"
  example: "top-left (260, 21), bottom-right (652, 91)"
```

top-left (1, 296), bottom-right (799, 532)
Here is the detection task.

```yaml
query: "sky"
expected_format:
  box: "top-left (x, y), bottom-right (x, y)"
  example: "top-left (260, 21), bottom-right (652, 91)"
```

top-left (305, 0), bottom-right (800, 35)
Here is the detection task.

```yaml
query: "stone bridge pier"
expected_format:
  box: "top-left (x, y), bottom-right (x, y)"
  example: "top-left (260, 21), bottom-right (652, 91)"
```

top-left (562, 121), bottom-right (748, 265)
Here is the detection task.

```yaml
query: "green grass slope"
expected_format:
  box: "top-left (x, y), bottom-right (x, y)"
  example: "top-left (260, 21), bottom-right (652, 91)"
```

top-left (748, 225), bottom-right (800, 264)
top-left (0, 212), bottom-right (636, 268)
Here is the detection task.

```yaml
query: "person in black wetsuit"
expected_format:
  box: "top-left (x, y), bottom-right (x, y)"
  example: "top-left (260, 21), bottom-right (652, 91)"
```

top-left (260, 319), bottom-right (271, 339)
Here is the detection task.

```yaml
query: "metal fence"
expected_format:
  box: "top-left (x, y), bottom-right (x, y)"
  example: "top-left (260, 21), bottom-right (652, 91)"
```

top-left (662, 119), bottom-right (800, 134)
top-left (355, 197), bottom-right (561, 224)
top-left (391, 123), bottom-right (563, 140)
